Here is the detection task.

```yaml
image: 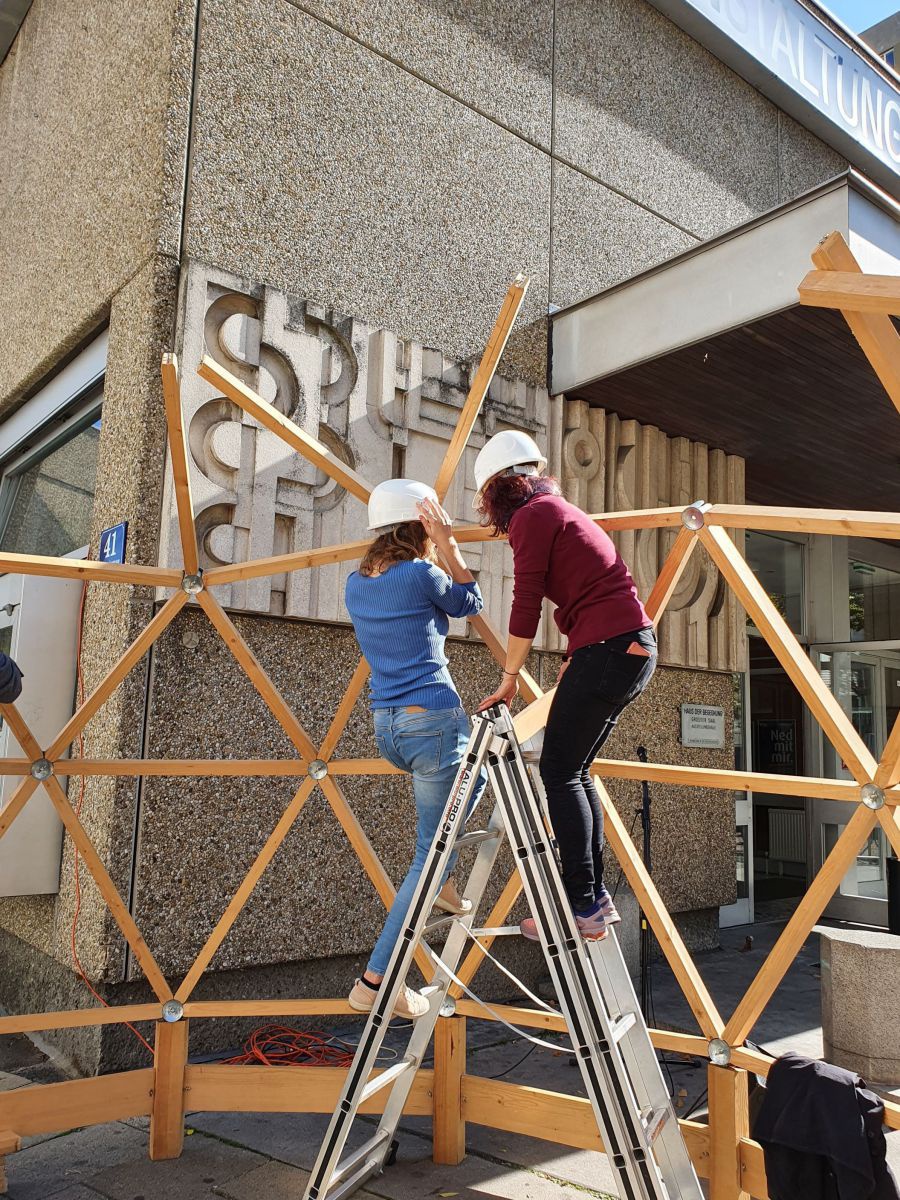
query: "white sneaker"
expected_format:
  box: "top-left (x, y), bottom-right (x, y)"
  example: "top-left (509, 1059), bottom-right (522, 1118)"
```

top-left (432, 878), bottom-right (473, 916)
top-left (348, 978), bottom-right (430, 1020)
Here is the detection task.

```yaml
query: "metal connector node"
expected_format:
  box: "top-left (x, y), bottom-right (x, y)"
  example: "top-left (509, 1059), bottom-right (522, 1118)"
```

top-left (439, 997), bottom-right (457, 1018)
top-left (181, 572), bottom-right (204, 595)
top-left (308, 759), bottom-right (328, 781)
top-left (861, 782), bottom-right (885, 810)
top-left (162, 999), bottom-right (185, 1023)
top-left (681, 500), bottom-right (711, 531)
top-left (30, 758), bottom-right (53, 781)
top-left (708, 1038), bottom-right (731, 1066)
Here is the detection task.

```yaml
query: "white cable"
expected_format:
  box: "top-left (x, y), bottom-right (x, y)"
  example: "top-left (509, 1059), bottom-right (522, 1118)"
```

top-left (461, 923), bottom-right (559, 1015)
top-left (424, 943), bottom-right (571, 1054)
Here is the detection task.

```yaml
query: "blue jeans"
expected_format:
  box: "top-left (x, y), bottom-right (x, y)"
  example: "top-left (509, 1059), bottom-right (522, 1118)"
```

top-left (367, 706), bottom-right (487, 977)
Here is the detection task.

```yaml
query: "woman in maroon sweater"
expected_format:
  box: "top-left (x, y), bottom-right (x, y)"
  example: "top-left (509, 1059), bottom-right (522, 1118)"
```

top-left (475, 431), bottom-right (657, 941)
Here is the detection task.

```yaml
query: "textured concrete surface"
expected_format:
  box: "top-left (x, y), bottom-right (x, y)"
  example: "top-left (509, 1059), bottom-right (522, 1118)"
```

top-left (819, 926), bottom-right (900, 1085)
top-left (549, 163), bottom-right (696, 309)
top-left (185, 0), bottom-right (551, 383)
top-left (297, 0), bottom-right (554, 147)
top-left (0, 0), bottom-right (182, 408)
top-left (777, 112), bottom-right (847, 204)
top-left (554, 0), bottom-right (780, 240)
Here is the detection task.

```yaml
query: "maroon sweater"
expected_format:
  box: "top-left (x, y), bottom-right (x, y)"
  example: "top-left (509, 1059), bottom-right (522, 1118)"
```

top-left (507, 493), bottom-right (651, 656)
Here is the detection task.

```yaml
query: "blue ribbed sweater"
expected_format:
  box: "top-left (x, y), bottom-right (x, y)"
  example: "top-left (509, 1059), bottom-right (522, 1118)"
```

top-left (345, 560), bottom-right (483, 709)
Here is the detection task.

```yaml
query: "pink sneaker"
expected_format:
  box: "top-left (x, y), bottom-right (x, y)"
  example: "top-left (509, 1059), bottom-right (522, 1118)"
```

top-left (596, 888), bottom-right (621, 925)
top-left (519, 912), bottom-right (608, 942)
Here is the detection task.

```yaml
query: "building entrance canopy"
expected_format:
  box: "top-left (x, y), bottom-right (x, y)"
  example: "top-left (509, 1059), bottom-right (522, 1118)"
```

top-left (550, 174), bottom-right (900, 509)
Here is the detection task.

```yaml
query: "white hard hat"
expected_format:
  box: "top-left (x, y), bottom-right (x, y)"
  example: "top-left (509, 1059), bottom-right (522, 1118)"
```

top-left (367, 478), bottom-right (438, 531)
top-left (472, 430), bottom-right (547, 503)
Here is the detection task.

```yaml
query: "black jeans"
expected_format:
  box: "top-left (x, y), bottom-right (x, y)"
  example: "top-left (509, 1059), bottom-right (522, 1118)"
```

top-left (539, 627), bottom-right (658, 911)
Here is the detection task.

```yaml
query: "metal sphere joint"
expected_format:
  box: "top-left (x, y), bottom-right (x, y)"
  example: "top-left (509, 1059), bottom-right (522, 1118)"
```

top-left (708, 1038), bottom-right (731, 1066)
top-left (308, 759), bottom-right (329, 781)
top-left (162, 999), bottom-right (185, 1023)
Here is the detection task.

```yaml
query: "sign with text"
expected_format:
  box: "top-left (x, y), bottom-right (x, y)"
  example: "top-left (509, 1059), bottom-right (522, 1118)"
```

top-left (681, 704), bottom-right (726, 748)
top-left (754, 718), bottom-right (798, 774)
top-left (647, 0), bottom-right (900, 191)
top-left (98, 521), bottom-right (128, 565)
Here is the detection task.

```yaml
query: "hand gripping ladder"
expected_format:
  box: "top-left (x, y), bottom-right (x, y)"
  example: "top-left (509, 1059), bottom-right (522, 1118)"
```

top-left (302, 704), bottom-right (703, 1200)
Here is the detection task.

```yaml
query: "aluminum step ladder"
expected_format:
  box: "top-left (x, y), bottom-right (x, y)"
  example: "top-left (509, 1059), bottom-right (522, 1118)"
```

top-left (302, 704), bottom-right (703, 1200)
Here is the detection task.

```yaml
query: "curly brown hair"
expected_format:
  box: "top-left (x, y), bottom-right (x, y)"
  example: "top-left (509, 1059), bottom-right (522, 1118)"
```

top-left (358, 520), bottom-right (437, 577)
top-left (476, 474), bottom-right (561, 536)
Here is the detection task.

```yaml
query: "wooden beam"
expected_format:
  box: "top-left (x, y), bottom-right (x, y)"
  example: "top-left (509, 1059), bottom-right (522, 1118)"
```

top-left (708, 1065), bottom-right (750, 1200)
top-left (40, 774), bottom-right (173, 1002)
top-left (327, 758), bottom-right (404, 775)
top-left (174, 778), bottom-right (317, 1002)
top-left (811, 231), bottom-right (900, 417)
top-left (644, 526), bottom-right (699, 625)
top-left (468, 612), bottom-right (541, 704)
top-left (318, 658), bottom-right (370, 761)
top-left (149, 1019), bottom-right (188, 1160)
top-left (160, 355), bottom-right (200, 576)
top-left (198, 357), bottom-right (374, 502)
top-left (47, 759), bottom-right (308, 777)
top-left (0, 551), bottom-right (181, 588)
top-left (0, 1070), bottom-right (153, 1137)
top-left (591, 759), bottom-right (881, 804)
top-left (182, 998), bottom-right (355, 1019)
top-left (798, 268), bottom-right (900, 316)
top-left (706, 505), bottom-right (900, 540)
top-left (46, 590), bottom-right (189, 761)
top-left (700, 525), bottom-right (878, 784)
top-left (876, 707), bottom-right (900, 790)
top-left (183, 1063), bottom-right (434, 1117)
top-left (0, 777), bottom-right (40, 843)
top-left (0, 1004), bottom-right (161, 1035)
top-left (197, 591), bottom-right (317, 759)
top-left (204, 537), bottom-right (370, 587)
top-left (738, 1138), bottom-right (769, 1200)
top-left (598, 777), bottom-right (724, 1039)
top-left (723, 804), bottom-right (877, 1045)
top-left (433, 1016), bottom-right (467, 1164)
top-left (433, 275), bottom-right (529, 501)
top-left (513, 687), bottom-right (556, 744)
top-left (0, 759), bottom-right (33, 775)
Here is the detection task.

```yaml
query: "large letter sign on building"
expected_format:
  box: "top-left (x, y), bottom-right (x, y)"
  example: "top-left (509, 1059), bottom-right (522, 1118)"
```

top-left (647, 0), bottom-right (900, 193)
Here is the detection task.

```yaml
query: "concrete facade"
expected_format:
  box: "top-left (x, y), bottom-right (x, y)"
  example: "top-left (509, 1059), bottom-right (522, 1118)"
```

top-left (0, 0), bottom-right (850, 1071)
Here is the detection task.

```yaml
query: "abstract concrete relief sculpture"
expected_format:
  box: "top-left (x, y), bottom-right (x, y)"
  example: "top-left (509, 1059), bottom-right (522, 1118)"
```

top-left (164, 262), bottom-right (553, 641)
top-left (561, 399), bottom-right (746, 672)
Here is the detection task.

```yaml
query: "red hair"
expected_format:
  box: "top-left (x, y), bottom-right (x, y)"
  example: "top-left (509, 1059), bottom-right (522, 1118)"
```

top-left (476, 474), bottom-right (561, 536)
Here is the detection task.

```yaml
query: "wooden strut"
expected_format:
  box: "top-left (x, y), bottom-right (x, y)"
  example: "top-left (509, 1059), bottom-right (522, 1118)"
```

top-left (4, 256), bottom-right (900, 1200)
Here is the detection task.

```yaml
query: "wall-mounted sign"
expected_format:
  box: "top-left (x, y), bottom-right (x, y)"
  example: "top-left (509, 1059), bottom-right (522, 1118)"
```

top-left (646, 0), bottom-right (900, 193)
top-left (681, 704), bottom-right (726, 748)
top-left (98, 521), bottom-right (128, 565)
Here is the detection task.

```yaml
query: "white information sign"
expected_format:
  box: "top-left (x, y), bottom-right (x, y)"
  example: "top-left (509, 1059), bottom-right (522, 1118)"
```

top-left (681, 704), bottom-right (726, 749)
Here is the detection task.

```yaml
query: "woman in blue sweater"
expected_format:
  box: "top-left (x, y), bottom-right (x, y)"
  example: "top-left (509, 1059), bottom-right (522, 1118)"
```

top-left (344, 479), bottom-right (485, 1020)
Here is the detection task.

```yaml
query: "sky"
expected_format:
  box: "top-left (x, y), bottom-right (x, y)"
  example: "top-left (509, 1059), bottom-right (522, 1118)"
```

top-left (821, 0), bottom-right (898, 33)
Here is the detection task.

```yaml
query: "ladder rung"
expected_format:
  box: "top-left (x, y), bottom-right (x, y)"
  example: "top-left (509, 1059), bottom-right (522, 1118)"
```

top-left (521, 750), bottom-right (541, 762)
top-left (359, 1058), bottom-right (414, 1104)
top-left (471, 925), bottom-right (521, 937)
top-left (642, 1105), bottom-right (670, 1144)
top-left (456, 828), bottom-right (501, 849)
top-left (610, 1011), bottom-right (637, 1043)
top-left (326, 1130), bottom-right (390, 1194)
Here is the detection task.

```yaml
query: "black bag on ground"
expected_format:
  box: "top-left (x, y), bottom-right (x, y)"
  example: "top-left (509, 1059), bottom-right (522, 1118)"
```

top-left (0, 652), bottom-right (23, 704)
top-left (753, 1052), bottom-right (900, 1200)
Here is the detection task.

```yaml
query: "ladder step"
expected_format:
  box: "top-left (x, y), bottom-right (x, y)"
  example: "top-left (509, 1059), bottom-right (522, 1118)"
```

top-left (471, 925), bottom-right (521, 937)
top-left (641, 1105), bottom-right (670, 1144)
top-left (359, 1058), bottom-right (414, 1104)
top-left (456, 828), bottom-right (501, 849)
top-left (325, 1130), bottom-right (390, 1197)
top-left (610, 1011), bottom-right (637, 1043)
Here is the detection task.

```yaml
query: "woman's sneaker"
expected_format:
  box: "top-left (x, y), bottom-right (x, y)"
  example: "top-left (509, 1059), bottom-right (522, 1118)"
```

top-left (519, 912), bottom-right (608, 942)
top-left (596, 886), bottom-right (621, 925)
top-left (433, 878), bottom-right (473, 916)
top-left (348, 979), bottom-right (430, 1020)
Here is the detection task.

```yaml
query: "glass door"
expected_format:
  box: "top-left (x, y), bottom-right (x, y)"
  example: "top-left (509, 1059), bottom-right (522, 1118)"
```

top-left (811, 646), bottom-right (900, 924)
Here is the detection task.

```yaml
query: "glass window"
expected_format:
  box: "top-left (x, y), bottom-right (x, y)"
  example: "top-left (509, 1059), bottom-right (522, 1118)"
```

top-left (849, 559), bottom-right (900, 642)
top-left (745, 532), bottom-right (804, 636)
top-left (0, 414), bottom-right (101, 559)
